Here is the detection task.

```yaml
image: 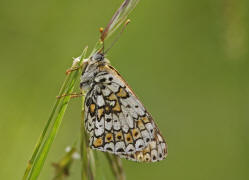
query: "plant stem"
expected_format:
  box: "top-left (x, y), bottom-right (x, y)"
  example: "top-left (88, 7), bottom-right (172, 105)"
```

top-left (23, 48), bottom-right (87, 180)
top-left (80, 91), bottom-right (88, 180)
top-left (28, 68), bottom-right (80, 180)
top-left (22, 73), bottom-right (73, 180)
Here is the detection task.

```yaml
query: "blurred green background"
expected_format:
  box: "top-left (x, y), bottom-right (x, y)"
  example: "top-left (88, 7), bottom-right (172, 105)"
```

top-left (0, 0), bottom-right (249, 179)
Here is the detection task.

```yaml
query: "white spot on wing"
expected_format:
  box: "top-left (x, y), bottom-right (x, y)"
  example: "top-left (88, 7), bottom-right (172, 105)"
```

top-left (119, 112), bottom-right (129, 133)
top-left (151, 149), bottom-right (158, 162)
top-left (135, 139), bottom-right (145, 150)
top-left (115, 142), bottom-right (125, 154)
top-left (141, 130), bottom-right (151, 143)
top-left (121, 105), bottom-right (134, 128)
top-left (108, 83), bottom-right (120, 93)
top-left (95, 117), bottom-right (104, 136)
top-left (96, 95), bottom-right (105, 107)
top-left (113, 114), bottom-right (121, 130)
top-left (157, 144), bottom-right (163, 160)
top-left (102, 87), bottom-right (111, 97)
top-left (112, 77), bottom-right (125, 87)
top-left (104, 142), bottom-right (114, 152)
top-left (145, 123), bottom-right (154, 137)
top-left (126, 144), bottom-right (136, 154)
top-left (105, 113), bottom-right (112, 131)
top-left (134, 105), bottom-right (145, 116)
top-left (161, 142), bottom-right (166, 150)
top-left (87, 113), bottom-right (94, 132)
top-left (129, 107), bottom-right (138, 119)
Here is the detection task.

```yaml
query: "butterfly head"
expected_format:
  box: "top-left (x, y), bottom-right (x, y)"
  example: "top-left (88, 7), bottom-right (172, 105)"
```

top-left (90, 52), bottom-right (109, 64)
top-left (92, 53), bottom-right (104, 61)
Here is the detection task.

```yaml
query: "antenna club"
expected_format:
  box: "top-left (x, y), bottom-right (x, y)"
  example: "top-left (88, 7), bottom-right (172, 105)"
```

top-left (99, 27), bottom-right (104, 33)
top-left (125, 19), bottom-right (131, 25)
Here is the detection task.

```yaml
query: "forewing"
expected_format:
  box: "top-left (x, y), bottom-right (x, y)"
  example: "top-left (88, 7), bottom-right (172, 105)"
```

top-left (84, 65), bottom-right (167, 162)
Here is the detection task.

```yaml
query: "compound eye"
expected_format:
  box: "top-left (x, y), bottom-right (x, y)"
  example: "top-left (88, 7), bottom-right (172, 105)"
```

top-left (93, 53), bottom-right (104, 61)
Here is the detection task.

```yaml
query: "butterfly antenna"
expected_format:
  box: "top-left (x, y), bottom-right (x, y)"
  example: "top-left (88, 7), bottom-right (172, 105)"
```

top-left (105, 19), bottom-right (131, 54)
top-left (103, 40), bottom-right (105, 54)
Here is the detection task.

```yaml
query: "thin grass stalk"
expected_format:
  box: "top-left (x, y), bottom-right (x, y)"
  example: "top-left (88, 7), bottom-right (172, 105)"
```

top-left (105, 154), bottom-right (125, 180)
top-left (22, 73), bottom-right (73, 180)
top-left (26, 48), bottom-right (87, 180)
top-left (52, 146), bottom-right (76, 180)
top-left (105, 154), bottom-right (120, 180)
top-left (28, 71), bottom-right (78, 180)
top-left (80, 56), bottom-right (96, 180)
top-left (113, 156), bottom-right (125, 180)
top-left (80, 91), bottom-right (88, 180)
top-left (87, 150), bottom-right (96, 180)
top-left (80, 86), bottom-right (96, 180)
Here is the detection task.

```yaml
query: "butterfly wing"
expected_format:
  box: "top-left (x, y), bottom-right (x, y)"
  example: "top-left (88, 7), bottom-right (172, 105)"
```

top-left (84, 64), bottom-right (167, 162)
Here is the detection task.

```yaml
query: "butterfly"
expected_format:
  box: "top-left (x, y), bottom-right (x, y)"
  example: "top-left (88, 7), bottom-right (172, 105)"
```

top-left (80, 53), bottom-right (167, 162)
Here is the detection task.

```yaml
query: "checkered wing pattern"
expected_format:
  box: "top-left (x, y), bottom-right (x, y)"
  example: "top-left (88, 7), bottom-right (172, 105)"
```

top-left (83, 64), bottom-right (167, 162)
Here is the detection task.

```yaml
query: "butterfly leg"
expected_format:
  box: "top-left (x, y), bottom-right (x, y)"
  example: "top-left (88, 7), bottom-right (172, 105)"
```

top-left (56, 92), bottom-right (83, 99)
top-left (66, 66), bottom-right (81, 75)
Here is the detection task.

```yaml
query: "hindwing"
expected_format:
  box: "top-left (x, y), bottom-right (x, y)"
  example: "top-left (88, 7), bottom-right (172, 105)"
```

top-left (84, 64), bottom-right (167, 162)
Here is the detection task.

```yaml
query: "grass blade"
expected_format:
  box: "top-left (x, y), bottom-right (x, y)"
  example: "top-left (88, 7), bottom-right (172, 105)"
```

top-left (80, 92), bottom-right (88, 180)
top-left (26, 47), bottom-right (88, 180)
top-left (22, 73), bottom-right (73, 180)
top-left (105, 154), bottom-right (125, 180)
